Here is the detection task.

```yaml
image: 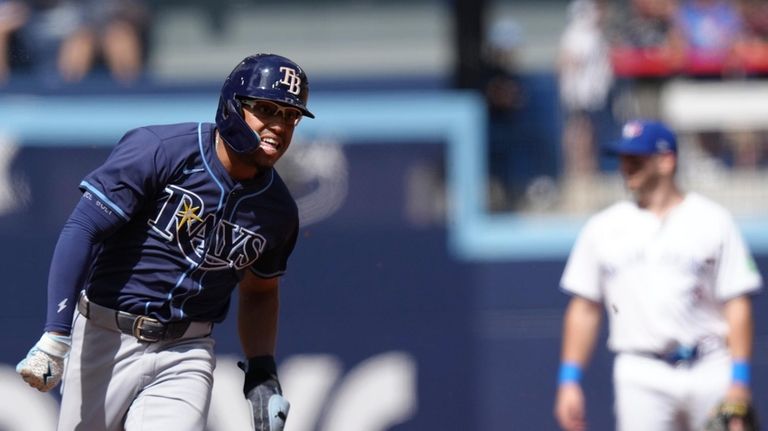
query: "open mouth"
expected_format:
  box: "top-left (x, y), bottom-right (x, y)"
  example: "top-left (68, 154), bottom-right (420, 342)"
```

top-left (259, 136), bottom-right (281, 153)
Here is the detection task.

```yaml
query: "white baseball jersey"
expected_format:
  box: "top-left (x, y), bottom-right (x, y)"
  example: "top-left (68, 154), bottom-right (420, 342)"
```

top-left (561, 192), bottom-right (762, 353)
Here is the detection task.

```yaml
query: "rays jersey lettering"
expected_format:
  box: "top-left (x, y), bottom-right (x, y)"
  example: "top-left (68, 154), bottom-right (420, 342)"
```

top-left (148, 185), bottom-right (266, 270)
top-left (279, 66), bottom-right (302, 95)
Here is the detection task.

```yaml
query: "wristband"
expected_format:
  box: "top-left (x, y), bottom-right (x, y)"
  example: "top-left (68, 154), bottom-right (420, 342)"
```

top-left (558, 362), bottom-right (582, 385)
top-left (242, 355), bottom-right (278, 376)
top-left (37, 332), bottom-right (72, 358)
top-left (732, 361), bottom-right (750, 386)
top-left (239, 355), bottom-right (278, 395)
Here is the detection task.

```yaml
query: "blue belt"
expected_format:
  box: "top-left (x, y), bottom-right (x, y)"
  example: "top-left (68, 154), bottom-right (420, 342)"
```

top-left (638, 345), bottom-right (700, 365)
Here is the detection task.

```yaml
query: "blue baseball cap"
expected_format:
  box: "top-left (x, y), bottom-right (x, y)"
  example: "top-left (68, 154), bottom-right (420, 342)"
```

top-left (606, 120), bottom-right (677, 155)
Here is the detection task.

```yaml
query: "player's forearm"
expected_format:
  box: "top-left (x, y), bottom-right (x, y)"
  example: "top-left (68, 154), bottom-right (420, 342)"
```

top-left (238, 288), bottom-right (279, 358)
top-left (44, 196), bottom-right (123, 334)
top-left (560, 296), bottom-right (603, 366)
top-left (724, 295), bottom-right (754, 361)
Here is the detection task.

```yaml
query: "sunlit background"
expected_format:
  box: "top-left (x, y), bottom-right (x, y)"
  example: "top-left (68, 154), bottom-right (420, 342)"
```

top-left (1, 0), bottom-right (767, 430)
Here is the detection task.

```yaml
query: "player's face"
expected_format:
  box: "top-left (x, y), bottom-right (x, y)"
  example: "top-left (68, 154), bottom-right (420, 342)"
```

top-left (619, 154), bottom-right (664, 194)
top-left (239, 99), bottom-right (302, 168)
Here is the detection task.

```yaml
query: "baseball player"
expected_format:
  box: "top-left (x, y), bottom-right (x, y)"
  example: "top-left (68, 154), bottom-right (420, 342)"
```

top-left (554, 120), bottom-right (762, 431)
top-left (15, 53), bottom-right (313, 431)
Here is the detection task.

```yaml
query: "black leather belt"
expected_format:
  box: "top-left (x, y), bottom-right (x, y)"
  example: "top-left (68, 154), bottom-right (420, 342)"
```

top-left (77, 292), bottom-right (212, 343)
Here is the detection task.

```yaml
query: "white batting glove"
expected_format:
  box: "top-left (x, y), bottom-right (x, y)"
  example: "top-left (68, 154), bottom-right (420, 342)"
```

top-left (239, 356), bottom-right (290, 430)
top-left (246, 379), bottom-right (290, 430)
top-left (16, 332), bottom-right (71, 392)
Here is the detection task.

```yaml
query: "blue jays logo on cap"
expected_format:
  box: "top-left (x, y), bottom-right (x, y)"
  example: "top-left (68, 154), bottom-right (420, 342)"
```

top-left (608, 119), bottom-right (678, 155)
top-left (622, 121), bottom-right (643, 139)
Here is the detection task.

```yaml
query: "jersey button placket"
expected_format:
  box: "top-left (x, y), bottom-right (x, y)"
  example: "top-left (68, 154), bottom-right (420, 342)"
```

top-left (223, 187), bottom-right (242, 220)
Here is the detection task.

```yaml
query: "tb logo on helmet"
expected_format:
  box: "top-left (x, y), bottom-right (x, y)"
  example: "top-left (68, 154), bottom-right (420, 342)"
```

top-left (279, 67), bottom-right (302, 95)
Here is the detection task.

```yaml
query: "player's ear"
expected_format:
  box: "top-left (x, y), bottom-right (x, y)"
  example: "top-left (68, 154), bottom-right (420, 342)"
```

top-left (658, 153), bottom-right (677, 175)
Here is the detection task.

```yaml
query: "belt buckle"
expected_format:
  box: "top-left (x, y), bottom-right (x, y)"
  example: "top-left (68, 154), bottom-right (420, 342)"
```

top-left (132, 315), bottom-right (163, 343)
top-left (669, 345), bottom-right (698, 365)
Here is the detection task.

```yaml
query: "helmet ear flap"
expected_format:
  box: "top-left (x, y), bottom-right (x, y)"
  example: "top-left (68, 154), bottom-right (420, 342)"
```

top-left (224, 96), bottom-right (240, 121)
top-left (216, 96), bottom-right (261, 154)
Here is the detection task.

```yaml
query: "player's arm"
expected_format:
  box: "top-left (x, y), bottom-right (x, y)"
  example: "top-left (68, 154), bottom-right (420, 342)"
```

top-left (560, 295), bottom-right (602, 367)
top-left (704, 295), bottom-right (758, 429)
top-left (238, 271), bottom-right (280, 357)
top-left (237, 270), bottom-right (289, 430)
top-left (714, 212), bottom-right (762, 406)
top-left (45, 194), bottom-right (124, 333)
top-left (723, 295), bottom-right (754, 402)
top-left (17, 194), bottom-right (124, 391)
top-left (555, 295), bottom-right (603, 431)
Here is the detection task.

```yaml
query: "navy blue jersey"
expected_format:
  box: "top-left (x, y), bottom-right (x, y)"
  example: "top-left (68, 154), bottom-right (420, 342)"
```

top-left (78, 122), bottom-right (298, 323)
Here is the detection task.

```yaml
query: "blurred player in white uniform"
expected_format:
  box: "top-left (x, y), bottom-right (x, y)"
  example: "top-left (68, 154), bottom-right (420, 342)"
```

top-left (554, 119), bottom-right (762, 431)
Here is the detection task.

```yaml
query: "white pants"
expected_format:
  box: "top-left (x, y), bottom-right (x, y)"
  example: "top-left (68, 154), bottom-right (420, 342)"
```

top-left (613, 350), bottom-right (730, 431)
top-left (58, 311), bottom-right (216, 431)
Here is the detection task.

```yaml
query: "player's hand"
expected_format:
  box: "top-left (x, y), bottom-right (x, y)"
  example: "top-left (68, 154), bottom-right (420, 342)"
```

top-left (16, 332), bottom-right (71, 392)
top-left (724, 383), bottom-right (751, 406)
top-left (707, 384), bottom-right (754, 431)
top-left (555, 383), bottom-right (587, 431)
top-left (705, 392), bottom-right (759, 431)
top-left (239, 356), bottom-right (290, 431)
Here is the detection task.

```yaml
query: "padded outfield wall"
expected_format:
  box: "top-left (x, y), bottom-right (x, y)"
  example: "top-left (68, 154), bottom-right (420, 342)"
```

top-left (0, 90), bottom-right (766, 431)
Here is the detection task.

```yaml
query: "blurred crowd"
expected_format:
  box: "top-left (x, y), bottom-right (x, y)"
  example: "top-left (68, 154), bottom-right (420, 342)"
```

top-left (0, 0), bottom-right (149, 87)
top-left (566, 0), bottom-right (768, 173)
top-left (610, 0), bottom-right (768, 80)
top-left (482, 0), bottom-right (768, 212)
top-left (609, 0), bottom-right (768, 177)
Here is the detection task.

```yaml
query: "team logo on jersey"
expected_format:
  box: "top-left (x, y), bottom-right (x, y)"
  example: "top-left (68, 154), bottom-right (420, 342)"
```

top-left (149, 185), bottom-right (266, 270)
top-left (176, 200), bottom-right (203, 229)
top-left (279, 67), bottom-right (302, 95)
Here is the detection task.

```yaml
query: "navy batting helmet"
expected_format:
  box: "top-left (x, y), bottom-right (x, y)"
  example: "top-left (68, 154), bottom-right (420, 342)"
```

top-left (216, 53), bottom-right (314, 154)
